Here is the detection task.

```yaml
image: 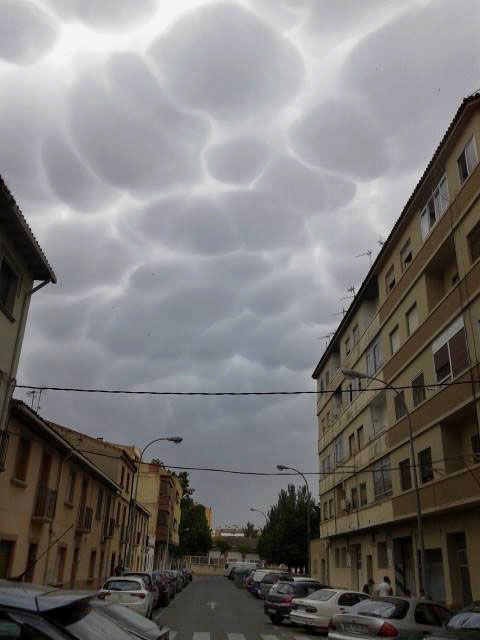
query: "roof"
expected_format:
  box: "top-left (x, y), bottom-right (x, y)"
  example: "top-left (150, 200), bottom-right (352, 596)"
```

top-left (11, 401), bottom-right (121, 493)
top-left (0, 175), bottom-right (56, 283)
top-left (312, 91), bottom-right (480, 379)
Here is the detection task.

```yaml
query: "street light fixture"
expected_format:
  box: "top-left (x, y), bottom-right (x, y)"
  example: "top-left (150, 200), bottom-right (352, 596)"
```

top-left (276, 464), bottom-right (311, 576)
top-left (124, 436), bottom-right (183, 570)
top-left (250, 507), bottom-right (268, 524)
top-left (342, 367), bottom-right (426, 594)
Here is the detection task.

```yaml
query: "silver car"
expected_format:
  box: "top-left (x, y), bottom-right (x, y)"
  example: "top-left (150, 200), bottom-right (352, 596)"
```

top-left (329, 596), bottom-right (451, 639)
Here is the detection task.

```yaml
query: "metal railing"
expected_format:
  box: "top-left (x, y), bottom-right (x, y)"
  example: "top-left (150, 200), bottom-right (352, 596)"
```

top-left (0, 430), bottom-right (9, 469)
top-left (32, 486), bottom-right (57, 520)
top-left (77, 506), bottom-right (93, 532)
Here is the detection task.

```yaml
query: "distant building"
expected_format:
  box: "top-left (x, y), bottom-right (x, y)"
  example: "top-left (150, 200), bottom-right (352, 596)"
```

top-left (213, 525), bottom-right (245, 537)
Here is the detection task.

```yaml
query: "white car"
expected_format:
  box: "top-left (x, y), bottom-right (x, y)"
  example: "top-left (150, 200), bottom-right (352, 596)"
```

top-left (98, 576), bottom-right (154, 619)
top-left (290, 588), bottom-right (370, 633)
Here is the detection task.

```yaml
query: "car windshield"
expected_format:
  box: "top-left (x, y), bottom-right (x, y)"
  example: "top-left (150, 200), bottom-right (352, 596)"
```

top-left (448, 612), bottom-right (480, 629)
top-left (104, 579), bottom-right (141, 591)
top-left (306, 589), bottom-right (336, 602)
top-left (352, 598), bottom-right (409, 620)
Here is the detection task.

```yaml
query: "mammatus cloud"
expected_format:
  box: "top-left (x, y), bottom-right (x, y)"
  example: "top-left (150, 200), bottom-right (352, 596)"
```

top-left (46, 0), bottom-right (159, 31)
top-left (0, 1), bottom-right (57, 65)
top-left (205, 137), bottom-right (270, 185)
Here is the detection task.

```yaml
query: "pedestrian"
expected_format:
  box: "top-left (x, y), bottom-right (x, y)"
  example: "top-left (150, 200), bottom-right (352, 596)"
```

top-left (362, 579), bottom-right (375, 595)
top-left (376, 576), bottom-right (393, 596)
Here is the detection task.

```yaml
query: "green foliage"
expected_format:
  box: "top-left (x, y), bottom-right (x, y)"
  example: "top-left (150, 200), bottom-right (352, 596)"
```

top-left (243, 522), bottom-right (257, 538)
top-left (177, 472), bottom-right (211, 555)
top-left (237, 543), bottom-right (250, 560)
top-left (257, 484), bottom-right (320, 571)
top-left (216, 540), bottom-right (232, 556)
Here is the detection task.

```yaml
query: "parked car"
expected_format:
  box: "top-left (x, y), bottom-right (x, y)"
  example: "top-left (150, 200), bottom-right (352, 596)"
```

top-left (231, 566), bottom-right (254, 586)
top-left (264, 578), bottom-right (326, 624)
top-left (184, 568), bottom-right (193, 582)
top-left (258, 572), bottom-right (291, 599)
top-left (93, 601), bottom-right (170, 640)
top-left (179, 568), bottom-right (190, 587)
top-left (329, 596), bottom-right (451, 640)
top-left (224, 561), bottom-right (259, 578)
top-left (166, 569), bottom-right (184, 593)
top-left (250, 569), bottom-right (285, 598)
top-left (290, 588), bottom-right (369, 632)
top-left (245, 569), bottom-right (256, 591)
top-left (151, 572), bottom-right (171, 606)
top-left (98, 576), bottom-right (154, 618)
top-left (154, 570), bottom-right (177, 600)
top-left (123, 572), bottom-right (160, 609)
top-left (427, 604), bottom-right (480, 639)
top-left (0, 579), bottom-right (168, 640)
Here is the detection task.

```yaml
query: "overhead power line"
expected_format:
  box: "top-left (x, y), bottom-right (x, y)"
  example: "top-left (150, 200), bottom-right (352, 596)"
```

top-left (15, 378), bottom-right (480, 397)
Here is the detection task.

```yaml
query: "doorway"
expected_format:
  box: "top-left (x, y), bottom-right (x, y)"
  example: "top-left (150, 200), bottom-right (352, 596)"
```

top-left (394, 537), bottom-right (415, 596)
top-left (350, 545), bottom-right (361, 591)
top-left (366, 554), bottom-right (373, 582)
top-left (447, 532), bottom-right (472, 607)
top-left (70, 547), bottom-right (79, 589)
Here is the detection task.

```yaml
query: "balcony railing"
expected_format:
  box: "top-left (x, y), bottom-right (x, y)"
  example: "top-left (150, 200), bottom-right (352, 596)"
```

top-left (0, 430), bottom-right (9, 470)
top-left (32, 487), bottom-right (57, 522)
top-left (77, 506), bottom-right (93, 532)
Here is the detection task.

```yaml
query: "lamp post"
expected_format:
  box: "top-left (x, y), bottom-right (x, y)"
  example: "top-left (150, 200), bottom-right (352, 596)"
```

top-left (125, 436), bottom-right (183, 570)
top-left (250, 507), bottom-right (268, 524)
top-left (276, 464), bottom-right (311, 576)
top-left (342, 368), bottom-right (426, 594)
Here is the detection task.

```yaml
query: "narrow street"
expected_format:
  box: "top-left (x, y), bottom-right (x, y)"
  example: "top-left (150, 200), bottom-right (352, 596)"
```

top-left (154, 577), bottom-right (313, 640)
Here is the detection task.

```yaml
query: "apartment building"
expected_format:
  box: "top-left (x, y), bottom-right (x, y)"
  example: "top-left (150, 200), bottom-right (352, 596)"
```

top-left (0, 175), bottom-right (55, 448)
top-left (0, 401), bottom-right (121, 587)
top-left (311, 93), bottom-right (480, 609)
top-left (50, 424), bottom-right (150, 573)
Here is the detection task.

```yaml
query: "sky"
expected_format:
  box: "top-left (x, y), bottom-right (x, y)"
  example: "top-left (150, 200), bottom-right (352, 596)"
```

top-left (3, 0), bottom-right (480, 527)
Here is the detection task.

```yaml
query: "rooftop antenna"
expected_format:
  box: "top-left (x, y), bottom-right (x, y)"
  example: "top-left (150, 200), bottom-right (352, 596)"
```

top-left (340, 285), bottom-right (356, 302)
top-left (26, 389), bottom-right (36, 409)
top-left (378, 237), bottom-right (385, 247)
top-left (356, 249), bottom-right (373, 267)
top-left (333, 308), bottom-right (347, 317)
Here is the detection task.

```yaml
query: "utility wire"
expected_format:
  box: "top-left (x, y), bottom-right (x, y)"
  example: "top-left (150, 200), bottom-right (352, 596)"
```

top-left (15, 378), bottom-right (480, 397)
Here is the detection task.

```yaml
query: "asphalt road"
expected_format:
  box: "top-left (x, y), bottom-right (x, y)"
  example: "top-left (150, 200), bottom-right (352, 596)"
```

top-left (154, 576), bottom-right (315, 640)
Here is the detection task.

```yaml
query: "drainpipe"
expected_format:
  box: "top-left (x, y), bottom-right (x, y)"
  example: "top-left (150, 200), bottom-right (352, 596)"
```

top-left (0, 279), bottom-right (53, 432)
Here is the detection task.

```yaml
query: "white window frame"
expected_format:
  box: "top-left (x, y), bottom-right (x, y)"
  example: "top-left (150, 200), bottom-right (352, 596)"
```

top-left (458, 136), bottom-right (478, 185)
top-left (400, 239), bottom-right (413, 272)
top-left (406, 303), bottom-right (419, 336)
top-left (366, 337), bottom-right (383, 377)
top-left (431, 315), bottom-right (465, 383)
top-left (389, 325), bottom-right (400, 355)
top-left (385, 266), bottom-right (396, 294)
top-left (420, 174), bottom-right (449, 240)
top-left (352, 324), bottom-right (359, 345)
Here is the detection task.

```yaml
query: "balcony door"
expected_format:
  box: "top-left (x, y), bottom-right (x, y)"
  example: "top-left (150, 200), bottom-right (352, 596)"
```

top-left (38, 453), bottom-right (52, 487)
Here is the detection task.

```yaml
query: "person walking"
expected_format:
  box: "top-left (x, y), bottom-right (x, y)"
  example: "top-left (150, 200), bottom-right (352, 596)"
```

top-left (362, 579), bottom-right (375, 595)
top-left (376, 576), bottom-right (393, 596)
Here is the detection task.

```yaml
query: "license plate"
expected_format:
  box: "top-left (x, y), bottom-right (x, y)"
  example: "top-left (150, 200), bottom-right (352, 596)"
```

top-left (347, 622), bottom-right (369, 634)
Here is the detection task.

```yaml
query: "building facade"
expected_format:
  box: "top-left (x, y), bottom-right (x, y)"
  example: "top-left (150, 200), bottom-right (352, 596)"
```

top-left (0, 175), bottom-right (55, 450)
top-left (311, 94), bottom-right (480, 608)
top-left (0, 401), bottom-right (120, 587)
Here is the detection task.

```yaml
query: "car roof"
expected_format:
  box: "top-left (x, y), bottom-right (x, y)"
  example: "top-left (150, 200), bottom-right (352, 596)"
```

top-left (0, 580), bottom-right (93, 614)
top-left (105, 576), bottom-right (144, 584)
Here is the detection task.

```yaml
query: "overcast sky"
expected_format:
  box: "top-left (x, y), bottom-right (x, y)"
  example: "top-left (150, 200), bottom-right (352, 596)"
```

top-left (3, 0), bottom-right (480, 527)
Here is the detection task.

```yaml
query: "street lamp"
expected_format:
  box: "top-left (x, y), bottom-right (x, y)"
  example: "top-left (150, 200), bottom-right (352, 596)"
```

top-left (276, 464), bottom-right (311, 576)
top-left (250, 507), bottom-right (268, 524)
top-left (125, 436), bottom-right (183, 569)
top-left (342, 368), bottom-right (426, 594)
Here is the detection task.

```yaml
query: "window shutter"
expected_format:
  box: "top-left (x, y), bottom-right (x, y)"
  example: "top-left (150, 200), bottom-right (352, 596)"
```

top-left (449, 328), bottom-right (469, 377)
top-left (433, 344), bottom-right (450, 381)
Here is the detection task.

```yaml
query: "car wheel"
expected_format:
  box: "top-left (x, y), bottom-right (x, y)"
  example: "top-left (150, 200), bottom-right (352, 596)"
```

top-left (269, 615), bottom-right (282, 625)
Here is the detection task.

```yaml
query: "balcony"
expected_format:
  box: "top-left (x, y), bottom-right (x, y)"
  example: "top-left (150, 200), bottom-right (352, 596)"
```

top-left (158, 495), bottom-right (171, 510)
top-left (156, 524), bottom-right (168, 542)
top-left (32, 487), bottom-right (57, 522)
top-left (77, 506), bottom-right (93, 533)
top-left (0, 430), bottom-right (9, 470)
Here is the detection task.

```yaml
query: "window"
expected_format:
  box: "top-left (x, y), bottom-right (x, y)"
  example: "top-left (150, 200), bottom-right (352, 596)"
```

top-left (56, 546), bottom-right (66, 583)
top-left (157, 511), bottom-right (168, 526)
top-left (13, 438), bottom-right (31, 482)
top-left (339, 593), bottom-right (368, 607)
top-left (458, 136), bottom-right (478, 185)
top-left (420, 175), bottom-right (449, 239)
top-left (472, 433), bottom-right (480, 463)
top-left (400, 240), bottom-right (413, 272)
top-left (357, 426), bottom-right (365, 450)
top-left (67, 470), bottom-right (76, 504)
top-left (415, 603), bottom-right (451, 626)
top-left (0, 540), bottom-right (14, 578)
top-left (345, 337), bottom-right (351, 356)
top-left (116, 501), bottom-right (120, 526)
top-left (321, 417), bottom-right (326, 434)
top-left (377, 541), bottom-right (388, 568)
top-left (335, 437), bottom-right (344, 464)
top-left (419, 448), bottom-right (433, 483)
top-left (432, 318), bottom-right (469, 382)
top-left (25, 543), bottom-right (37, 583)
top-left (394, 391), bottom-right (406, 420)
top-left (325, 370), bottom-right (330, 387)
top-left (353, 324), bottom-right (359, 345)
top-left (366, 338), bottom-right (383, 376)
top-left (340, 547), bottom-right (348, 568)
top-left (95, 489), bottom-right (104, 520)
top-left (329, 499), bottom-right (334, 519)
top-left (406, 304), bottom-right (418, 336)
top-left (160, 479), bottom-right (170, 496)
top-left (126, 473), bottom-right (130, 492)
top-left (335, 548), bottom-right (340, 568)
top-left (349, 433), bottom-right (356, 457)
top-left (373, 456), bottom-right (392, 499)
top-left (326, 411), bottom-right (331, 427)
top-left (389, 326), bottom-right (400, 354)
top-left (0, 257), bottom-right (19, 314)
top-left (351, 487), bottom-right (358, 509)
top-left (323, 502), bottom-right (328, 520)
top-left (120, 467), bottom-right (125, 488)
top-left (360, 482), bottom-right (367, 506)
top-left (412, 372), bottom-right (426, 406)
top-left (385, 266), bottom-right (396, 293)
top-left (88, 550), bottom-right (97, 579)
top-left (467, 221), bottom-right (480, 264)
top-left (399, 459), bottom-right (412, 491)
top-left (319, 378), bottom-right (324, 393)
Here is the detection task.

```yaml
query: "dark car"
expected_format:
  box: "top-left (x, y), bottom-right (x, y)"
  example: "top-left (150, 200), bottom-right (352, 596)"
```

top-left (151, 572), bottom-right (171, 607)
top-left (264, 578), bottom-right (326, 624)
top-left (427, 604), bottom-right (480, 639)
top-left (0, 580), bottom-right (169, 640)
top-left (123, 572), bottom-right (161, 609)
top-left (166, 570), bottom-right (183, 593)
top-left (258, 572), bottom-right (291, 599)
top-left (154, 570), bottom-right (176, 600)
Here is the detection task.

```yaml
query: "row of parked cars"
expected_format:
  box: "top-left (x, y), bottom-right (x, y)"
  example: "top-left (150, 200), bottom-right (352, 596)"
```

top-left (0, 568), bottom-right (192, 640)
top-left (230, 566), bottom-right (480, 638)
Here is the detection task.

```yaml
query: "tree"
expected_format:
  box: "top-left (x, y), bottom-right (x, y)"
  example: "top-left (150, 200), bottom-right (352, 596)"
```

top-left (243, 522), bottom-right (257, 538)
top-left (176, 472), bottom-right (211, 556)
top-left (216, 540), bottom-right (232, 558)
top-left (257, 484), bottom-right (320, 572)
top-left (237, 543), bottom-right (250, 560)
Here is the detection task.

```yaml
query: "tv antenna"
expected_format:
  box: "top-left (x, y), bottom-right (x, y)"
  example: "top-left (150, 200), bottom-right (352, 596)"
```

top-left (378, 237), bottom-right (385, 247)
top-left (356, 249), bottom-right (372, 266)
top-left (333, 308), bottom-right (347, 317)
top-left (340, 285), bottom-right (356, 301)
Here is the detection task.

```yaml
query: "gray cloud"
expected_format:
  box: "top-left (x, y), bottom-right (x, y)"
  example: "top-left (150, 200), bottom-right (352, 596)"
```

top-left (205, 137), bottom-right (270, 185)
top-left (149, 2), bottom-right (305, 121)
top-left (46, 0), bottom-right (158, 31)
top-left (0, 1), bottom-right (57, 65)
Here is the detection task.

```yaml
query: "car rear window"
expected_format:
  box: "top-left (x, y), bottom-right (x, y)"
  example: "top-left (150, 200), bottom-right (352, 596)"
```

top-left (125, 573), bottom-right (151, 586)
top-left (306, 589), bottom-right (336, 601)
top-left (104, 579), bottom-right (141, 591)
top-left (352, 598), bottom-right (409, 619)
top-left (448, 612), bottom-right (480, 629)
top-left (274, 583), bottom-right (295, 594)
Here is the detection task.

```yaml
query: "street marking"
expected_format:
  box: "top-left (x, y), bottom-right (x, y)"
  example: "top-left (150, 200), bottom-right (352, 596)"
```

top-left (227, 634), bottom-right (245, 640)
top-left (205, 601), bottom-right (217, 610)
top-left (260, 635), bottom-right (279, 640)
top-left (193, 633), bottom-right (210, 640)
